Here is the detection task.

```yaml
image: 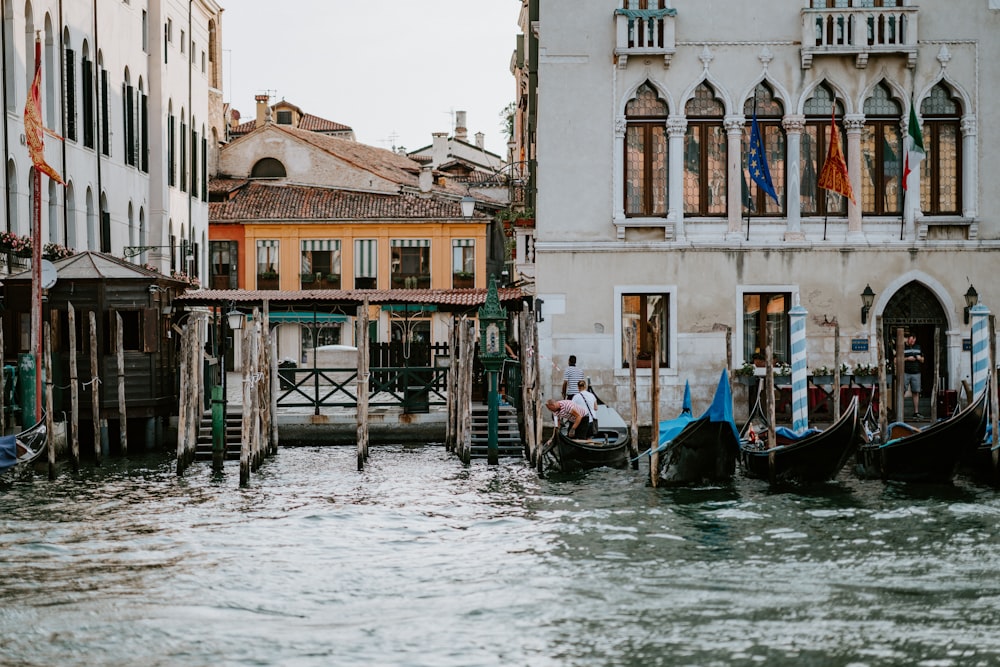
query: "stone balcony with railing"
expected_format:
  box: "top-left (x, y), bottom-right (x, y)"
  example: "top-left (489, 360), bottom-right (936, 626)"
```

top-left (614, 8), bottom-right (676, 69)
top-left (801, 6), bottom-right (918, 69)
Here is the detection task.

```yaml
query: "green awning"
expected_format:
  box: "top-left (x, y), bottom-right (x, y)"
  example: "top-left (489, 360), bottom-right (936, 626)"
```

top-left (382, 304), bottom-right (438, 312)
top-left (259, 311), bottom-right (349, 324)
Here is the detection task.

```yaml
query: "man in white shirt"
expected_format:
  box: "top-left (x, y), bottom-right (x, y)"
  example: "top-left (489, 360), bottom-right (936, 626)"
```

top-left (571, 380), bottom-right (597, 437)
top-left (561, 355), bottom-right (585, 399)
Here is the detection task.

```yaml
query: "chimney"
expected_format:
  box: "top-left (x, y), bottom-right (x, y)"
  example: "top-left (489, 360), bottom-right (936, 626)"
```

top-left (431, 132), bottom-right (448, 167)
top-left (475, 132), bottom-right (484, 150)
top-left (454, 110), bottom-right (467, 142)
top-left (255, 94), bottom-right (270, 128)
top-left (419, 165), bottom-right (433, 193)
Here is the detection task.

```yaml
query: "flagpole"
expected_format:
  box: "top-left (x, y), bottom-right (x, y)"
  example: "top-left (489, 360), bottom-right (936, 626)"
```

top-left (30, 36), bottom-right (42, 422)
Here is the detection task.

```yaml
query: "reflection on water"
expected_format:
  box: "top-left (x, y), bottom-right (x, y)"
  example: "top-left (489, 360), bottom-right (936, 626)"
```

top-left (2, 446), bottom-right (1000, 666)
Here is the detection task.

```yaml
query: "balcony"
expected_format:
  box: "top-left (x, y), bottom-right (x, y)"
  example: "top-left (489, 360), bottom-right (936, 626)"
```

top-left (801, 6), bottom-right (918, 70)
top-left (614, 8), bottom-right (676, 69)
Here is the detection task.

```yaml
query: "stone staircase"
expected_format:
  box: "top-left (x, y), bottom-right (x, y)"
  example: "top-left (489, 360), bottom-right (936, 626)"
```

top-left (194, 410), bottom-right (244, 460)
top-left (469, 403), bottom-right (524, 459)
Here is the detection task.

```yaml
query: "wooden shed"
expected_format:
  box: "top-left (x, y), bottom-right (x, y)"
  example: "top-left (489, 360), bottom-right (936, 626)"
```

top-left (2, 252), bottom-right (188, 453)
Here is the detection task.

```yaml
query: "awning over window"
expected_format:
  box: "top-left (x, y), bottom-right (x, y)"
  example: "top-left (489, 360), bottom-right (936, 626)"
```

top-left (390, 239), bottom-right (431, 247)
top-left (261, 311), bottom-right (349, 324)
top-left (301, 239), bottom-right (341, 252)
top-left (452, 239), bottom-right (475, 247)
top-left (354, 239), bottom-right (377, 278)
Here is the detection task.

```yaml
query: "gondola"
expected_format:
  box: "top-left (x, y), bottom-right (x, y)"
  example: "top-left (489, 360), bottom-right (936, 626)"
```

top-left (653, 370), bottom-right (740, 485)
top-left (739, 396), bottom-right (861, 484)
top-left (855, 388), bottom-right (988, 483)
top-left (0, 414), bottom-right (48, 473)
top-left (545, 403), bottom-right (631, 472)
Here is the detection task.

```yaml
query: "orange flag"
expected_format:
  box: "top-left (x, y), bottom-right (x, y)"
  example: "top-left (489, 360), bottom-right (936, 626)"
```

top-left (817, 104), bottom-right (853, 204)
top-left (24, 41), bottom-right (63, 185)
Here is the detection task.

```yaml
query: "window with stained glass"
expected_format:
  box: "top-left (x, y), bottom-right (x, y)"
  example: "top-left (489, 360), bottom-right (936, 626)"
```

top-left (625, 82), bottom-right (668, 218)
top-left (861, 82), bottom-right (902, 215)
top-left (801, 83), bottom-right (848, 217)
top-left (684, 82), bottom-right (727, 217)
top-left (919, 84), bottom-right (961, 216)
top-left (743, 292), bottom-right (791, 365)
top-left (741, 83), bottom-right (785, 216)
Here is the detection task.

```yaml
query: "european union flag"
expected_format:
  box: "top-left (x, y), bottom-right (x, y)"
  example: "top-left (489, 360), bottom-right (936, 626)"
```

top-left (748, 111), bottom-right (779, 205)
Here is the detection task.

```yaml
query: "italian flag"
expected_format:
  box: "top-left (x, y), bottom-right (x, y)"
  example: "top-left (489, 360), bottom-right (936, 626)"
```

top-left (903, 100), bottom-right (924, 192)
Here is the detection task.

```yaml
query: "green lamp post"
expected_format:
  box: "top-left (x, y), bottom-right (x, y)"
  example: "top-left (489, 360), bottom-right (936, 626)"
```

top-left (477, 275), bottom-right (507, 465)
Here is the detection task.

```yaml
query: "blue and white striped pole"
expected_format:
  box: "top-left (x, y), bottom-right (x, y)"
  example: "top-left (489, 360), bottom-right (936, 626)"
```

top-left (790, 301), bottom-right (809, 432)
top-left (971, 303), bottom-right (991, 400)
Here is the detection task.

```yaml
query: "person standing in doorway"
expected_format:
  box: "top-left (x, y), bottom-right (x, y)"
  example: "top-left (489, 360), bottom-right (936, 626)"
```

top-left (561, 355), bottom-right (585, 400)
top-left (903, 332), bottom-right (925, 419)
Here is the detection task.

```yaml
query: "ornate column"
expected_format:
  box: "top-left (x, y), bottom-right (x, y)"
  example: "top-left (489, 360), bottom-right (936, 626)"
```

top-left (782, 114), bottom-right (806, 241)
top-left (613, 115), bottom-right (627, 239)
top-left (667, 114), bottom-right (687, 240)
top-left (961, 114), bottom-right (978, 219)
top-left (844, 114), bottom-right (865, 236)
top-left (725, 114), bottom-right (745, 236)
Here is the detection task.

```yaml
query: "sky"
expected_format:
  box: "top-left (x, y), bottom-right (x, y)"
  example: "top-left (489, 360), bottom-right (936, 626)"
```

top-left (222, 1), bottom-right (520, 158)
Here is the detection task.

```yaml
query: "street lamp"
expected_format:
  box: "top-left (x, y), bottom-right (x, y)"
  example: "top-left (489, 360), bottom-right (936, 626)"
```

top-left (478, 275), bottom-right (507, 465)
top-left (964, 284), bottom-right (979, 324)
top-left (460, 195), bottom-right (476, 219)
top-left (860, 284), bottom-right (875, 325)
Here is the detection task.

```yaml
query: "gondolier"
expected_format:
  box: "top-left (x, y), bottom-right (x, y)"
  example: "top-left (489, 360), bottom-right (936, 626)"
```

top-left (546, 398), bottom-right (587, 438)
top-left (903, 332), bottom-right (924, 419)
top-left (561, 355), bottom-right (585, 399)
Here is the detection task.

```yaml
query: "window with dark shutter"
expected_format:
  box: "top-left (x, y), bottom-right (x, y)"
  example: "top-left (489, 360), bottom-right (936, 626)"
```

top-left (64, 48), bottom-right (76, 142)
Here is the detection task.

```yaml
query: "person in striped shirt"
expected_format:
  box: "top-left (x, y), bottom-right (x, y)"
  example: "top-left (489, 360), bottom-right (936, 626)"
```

top-left (546, 398), bottom-right (587, 438)
top-left (561, 355), bottom-right (586, 399)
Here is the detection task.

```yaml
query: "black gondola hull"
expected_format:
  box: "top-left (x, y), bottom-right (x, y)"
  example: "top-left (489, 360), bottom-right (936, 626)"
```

top-left (657, 417), bottom-right (738, 485)
top-left (855, 390), bottom-right (987, 483)
top-left (740, 398), bottom-right (860, 484)
top-left (551, 429), bottom-right (630, 472)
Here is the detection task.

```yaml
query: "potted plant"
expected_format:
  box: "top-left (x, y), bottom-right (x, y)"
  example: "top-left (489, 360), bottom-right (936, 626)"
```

top-left (300, 272), bottom-right (316, 285)
top-left (734, 360), bottom-right (758, 385)
top-left (811, 365), bottom-right (833, 385)
top-left (852, 363), bottom-right (879, 386)
top-left (453, 271), bottom-right (474, 288)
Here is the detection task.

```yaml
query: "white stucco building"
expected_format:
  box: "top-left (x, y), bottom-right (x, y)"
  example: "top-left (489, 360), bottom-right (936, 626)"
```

top-left (527, 1), bottom-right (1000, 422)
top-left (2, 0), bottom-right (223, 280)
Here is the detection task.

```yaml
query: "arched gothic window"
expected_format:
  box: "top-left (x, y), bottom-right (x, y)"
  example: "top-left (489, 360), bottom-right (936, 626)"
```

top-left (741, 82), bottom-right (785, 216)
top-left (801, 82), bottom-right (848, 217)
top-left (861, 82), bottom-right (902, 215)
top-left (919, 83), bottom-right (961, 216)
top-left (624, 82), bottom-right (667, 217)
top-left (683, 82), bottom-right (726, 217)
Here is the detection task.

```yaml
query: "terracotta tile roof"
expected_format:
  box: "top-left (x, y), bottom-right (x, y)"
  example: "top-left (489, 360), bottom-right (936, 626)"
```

top-left (229, 113), bottom-right (352, 137)
top-left (297, 113), bottom-right (352, 133)
top-left (209, 180), bottom-right (486, 222)
top-left (175, 287), bottom-right (525, 312)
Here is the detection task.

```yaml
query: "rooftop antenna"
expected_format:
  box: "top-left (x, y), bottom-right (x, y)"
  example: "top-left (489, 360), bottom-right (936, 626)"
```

top-left (379, 130), bottom-right (400, 152)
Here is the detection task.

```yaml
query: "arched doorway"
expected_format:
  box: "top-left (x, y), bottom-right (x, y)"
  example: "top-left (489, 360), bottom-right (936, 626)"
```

top-left (881, 281), bottom-right (948, 414)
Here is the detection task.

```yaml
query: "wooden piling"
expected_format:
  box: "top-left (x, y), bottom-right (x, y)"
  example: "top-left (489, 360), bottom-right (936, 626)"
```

top-left (44, 322), bottom-right (55, 480)
top-left (240, 323), bottom-right (251, 487)
top-left (116, 312), bottom-right (127, 455)
top-left (270, 333), bottom-right (279, 455)
top-left (625, 325), bottom-right (639, 471)
top-left (176, 321), bottom-right (190, 475)
top-left (649, 322), bottom-right (660, 488)
top-left (765, 323), bottom-right (776, 484)
top-left (876, 316), bottom-right (888, 441)
top-left (833, 321), bottom-right (841, 418)
top-left (459, 317), bottom-right (473, 465)
top-left (894, 326), bottom-right (905, 422)
top-left (990, 315), bottom-right (999, 472)
top-left (519, 305), bottom-right (536, 464)
top-left (68, 304), bottom-right (79, 471)
top-left (931, 326), bottom-right (941, 422)
top-left (445, 316), bottom-right (456, 453)
top-left (89, 311), bottom-right (101, 465)
top-left (356, 300), bottom-right (370, 470)
top-left (530, 311), bottom-right (543, 471)
top-left (0, 321), bottom-right (5, 436)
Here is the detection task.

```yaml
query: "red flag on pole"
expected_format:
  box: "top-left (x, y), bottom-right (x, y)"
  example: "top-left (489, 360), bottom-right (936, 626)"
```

top-left (817, 104), bottom-right (854, 204)
top-left (24, 38), bottom-right (63, 185)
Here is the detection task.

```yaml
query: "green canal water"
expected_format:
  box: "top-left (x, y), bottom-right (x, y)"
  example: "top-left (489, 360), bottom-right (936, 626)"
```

top-left (2, 446), bottom-right (999, 667)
